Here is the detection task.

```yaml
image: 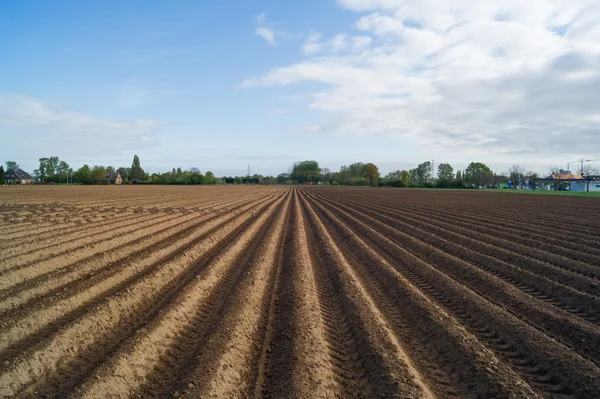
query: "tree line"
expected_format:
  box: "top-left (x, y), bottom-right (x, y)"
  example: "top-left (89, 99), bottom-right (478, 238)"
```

top-left (1, 156), bottom-right (219, 185)
top-left (281, 160), bottom-right (548, 189)
top-left (3, 157), bottom-right (598, 187)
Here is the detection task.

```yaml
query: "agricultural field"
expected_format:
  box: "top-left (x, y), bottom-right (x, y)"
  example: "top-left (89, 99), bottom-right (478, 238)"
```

top-left (1, 185), bottom-right (599, 398)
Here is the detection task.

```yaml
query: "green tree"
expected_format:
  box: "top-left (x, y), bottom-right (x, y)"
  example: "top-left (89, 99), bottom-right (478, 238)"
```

top-left (337, 163), bottom-right (365, 185)
top-left (276, 173), bottom-right (290, 184)
top-left (464, 162), bottom-right (493, 188)
top-left (130, 155), bottom-right (145, 181)
top-left (189, 172), bottom-right (205, 185)
top-left (320, 168), bottom-right (333, 184)
top-left (90, 166), bottom-right (108, 184)
top-left (205, 171), bottom-right (218, 185)
top-left (362, 163), bottom-right (380, 187)
top-left (291, 160), bottom-right (321, 183)
top-left (399, 170), bottom-right (412, 186)
top-left (37, 158), bottom-right (49, 181)
top-left (412, 161), bottom-right (433, 184)
top-left (5, 161), bottom-right (19, 171)
top-left (57, 161), bottom-right (70, 183)
top-left (347, 163), bottom-right (365, 177)
top-left (73, 165), bottom-right (92, 184)
top-left (383, 170), bottom-right (403, 187)
top-left (0, 166), bottom-right (5, 183)
top-left (37, 157), bottom-right (61, 181)
top-left (437, 163), bottom-right (454, 181)
top-left (436, 178), bottom-right (451, 188)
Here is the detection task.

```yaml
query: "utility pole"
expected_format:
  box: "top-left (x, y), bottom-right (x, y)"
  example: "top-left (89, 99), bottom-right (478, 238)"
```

top-left (579, 158), bottom-right (600, 192)
top-left (567, 160), bottom-right (578, 173)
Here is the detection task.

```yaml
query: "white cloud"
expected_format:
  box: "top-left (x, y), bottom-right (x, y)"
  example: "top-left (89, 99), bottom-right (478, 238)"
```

top-left (243, 0), bottom-right (600, 163)
top-left (255, 27), bottom-right (276, 46)
top-left (302, 33), bottom-right (324, 55)
top-left (256, 12), bottom-right (267, 25)
top-left (301, 32), bottom-right (368, 56)
top-left (0, 93), bottom-right (162, 159)
top-left (255, 12), bottom-right (279, 46)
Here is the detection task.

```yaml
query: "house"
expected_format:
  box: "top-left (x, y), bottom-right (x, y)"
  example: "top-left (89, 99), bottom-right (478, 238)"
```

top-left (107, 171), bottom-right (124, 185)
top-left (541, 171), bottom-right (583, 191)
top-left (539, 171), bottom-right (600, 192)
top-left (5, 169), bottom-right (34, 184)
top-left (550, 172), bottom-right (583, 180)
top-left (571, 176), bottom-right (600, 192)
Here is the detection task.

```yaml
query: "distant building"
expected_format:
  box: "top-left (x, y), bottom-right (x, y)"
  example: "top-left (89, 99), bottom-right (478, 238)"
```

top-left (107, 171), bottom-right (124, 185)
top-left (550, 172), bottom-right (583, 180)
top-left (5, 169), bottom-right (34, 184)
top-left (540, 170), bottom-right (600, 192)
top-left (571, 179), bottom-right (600, 192)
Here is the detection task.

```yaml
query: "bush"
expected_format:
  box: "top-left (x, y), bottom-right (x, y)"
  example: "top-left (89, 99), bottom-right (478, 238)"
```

top-left (382, 179), bottom-right (405, 187)
top-left (436, 178), bottom-right (450, 189)
top-left (451, 180), bottom-right (466, 189)
top-left (331, 181), bottom-right (340, 186)
top-left (423, 182), bottom-right (434, 188)
top-left (354, 177), bottom-right (369, 186)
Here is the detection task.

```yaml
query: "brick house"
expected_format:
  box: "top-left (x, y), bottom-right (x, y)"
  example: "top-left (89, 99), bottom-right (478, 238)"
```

top-left (5, 169), bottom-right (34, 184)
top-left (107, 171), bottom-right (124, 185)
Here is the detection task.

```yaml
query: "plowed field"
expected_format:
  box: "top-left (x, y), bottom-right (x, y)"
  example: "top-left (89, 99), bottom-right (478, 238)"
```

top-left (1, 185), bottom-right (599, 398)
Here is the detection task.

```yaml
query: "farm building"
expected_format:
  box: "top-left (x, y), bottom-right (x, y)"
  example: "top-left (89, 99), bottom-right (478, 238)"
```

top-left (107, 172), bottom-right (124, 185)
top-left (538, 171), bottom-right (600, 192)
top-left (5, 169), bottom-right (34, 184)
top-left (571, 177), bottom-right (600, 192)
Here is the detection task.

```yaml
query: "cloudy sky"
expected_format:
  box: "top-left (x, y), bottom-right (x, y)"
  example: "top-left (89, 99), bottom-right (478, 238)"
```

top-left (1, 0), bottom-right (599, 176)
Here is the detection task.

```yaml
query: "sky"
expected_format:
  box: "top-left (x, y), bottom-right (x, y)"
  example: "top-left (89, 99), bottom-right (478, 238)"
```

top-left (1, 0), bottom-right (600, 176)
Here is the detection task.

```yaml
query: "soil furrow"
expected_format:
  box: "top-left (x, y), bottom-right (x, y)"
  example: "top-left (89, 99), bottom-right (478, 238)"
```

top-left (373, 199), bottom-right (600, 261)
top-left (321, 194), bottom-right (600, 324)
top-left (307, 190), bottom-right (600, 366)
top-left (72, 190), bottom-right (290, 398)
top-left (354, 198), bottom-right (600, 281)
top-left (0, 193), bottom-right (252, 256)
top-left (0, 193), bottom-right (283, 397)
top-left (258, 190), bottom-right (336, 398)
top-left (2, 185), bottom-right (598, 398)
top-left (316, 192), bottom-right (600, 297)
top-left (302, 190), bottom-right (538, 398)
top-left (299, 190), bottom-right (435, 398)
top-left (304, 189), bottom-right (600, 398)
top-left (0, 192), bottom-right (284, 362)
top-left (0, 192), bottom-right (280, 313)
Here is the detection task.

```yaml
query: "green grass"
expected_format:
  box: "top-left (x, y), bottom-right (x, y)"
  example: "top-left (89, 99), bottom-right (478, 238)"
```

top-left (480, 189), bottom-right (600, 197)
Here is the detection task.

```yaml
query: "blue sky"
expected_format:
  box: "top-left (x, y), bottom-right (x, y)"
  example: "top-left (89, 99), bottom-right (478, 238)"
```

top-left (2, 0), bottom-right (600, 176)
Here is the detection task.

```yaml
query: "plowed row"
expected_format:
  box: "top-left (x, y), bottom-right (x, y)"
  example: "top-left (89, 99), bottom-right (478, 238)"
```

top-left (1, 185), bottom-right (599, 398)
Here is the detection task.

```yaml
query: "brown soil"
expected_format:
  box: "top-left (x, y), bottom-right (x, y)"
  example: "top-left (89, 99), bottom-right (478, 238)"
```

top-left (0, 185), bottom-right (599, 398)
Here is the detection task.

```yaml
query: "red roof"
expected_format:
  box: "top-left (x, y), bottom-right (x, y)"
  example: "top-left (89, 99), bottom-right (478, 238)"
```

top-left (551, 173), bottom-right (583, 179)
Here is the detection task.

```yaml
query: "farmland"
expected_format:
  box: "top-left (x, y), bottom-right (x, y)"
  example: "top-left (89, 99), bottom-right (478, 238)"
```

top-left (1, 185), bottom-right (599, 398)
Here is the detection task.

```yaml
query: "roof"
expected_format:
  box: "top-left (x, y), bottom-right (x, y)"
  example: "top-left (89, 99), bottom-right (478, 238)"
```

top-left (7, 169), bottom-right (34, 180)
top-left (107, 171), bottom-right (123, 181)
top-left (550, 173), bottom-right (583, 180)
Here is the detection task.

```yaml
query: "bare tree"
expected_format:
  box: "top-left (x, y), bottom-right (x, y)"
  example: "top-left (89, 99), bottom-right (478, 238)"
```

top-left (549, 166), bottom-right (561, 175)
top-left (581, 163), bottom-right (600, 177)
top-left (508, 164), bottom-right (525, 189)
